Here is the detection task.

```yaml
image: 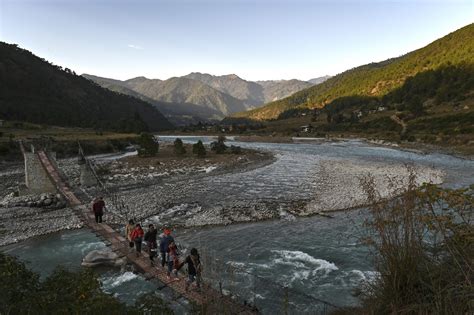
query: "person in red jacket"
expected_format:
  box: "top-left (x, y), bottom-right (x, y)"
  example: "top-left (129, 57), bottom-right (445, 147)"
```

top-left (130, 224), bottom-right (144, 257)
top-left (92, 196), bottom-right (106, 223)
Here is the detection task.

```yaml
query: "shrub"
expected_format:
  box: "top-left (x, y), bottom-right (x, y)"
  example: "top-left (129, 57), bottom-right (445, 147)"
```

top-left (358, 173), bottom-right (473, 314)
top-left (0, 253), bottom-right (173, 314)
top-left (210, 135), bottom-right (227, 154)
top-left (137, 133), bottom-right (159, 157)
top-left (192, 140), bottom-right (206, 157)
top-left (173, 138), bottom-right (186, 155)
top-left (230, 145), bottom-right (242, 154)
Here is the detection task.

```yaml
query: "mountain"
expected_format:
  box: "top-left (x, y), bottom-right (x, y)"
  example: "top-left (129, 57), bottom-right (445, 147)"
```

top-left (0, 43), bottom-right (173, 132)
top-left (130, 76), bottom-right (247, 116)
top-left (185, 72), bottom-right (315, 108)
top-left (183, 73), bottom-right (264, 109)
top-left (308, 75), bottom-right (332, 85)
top-left (82, 74), bottom-right (223, 125)
top-left (234, 23), bottom-right (474, 120)
top-left (256, 79), bottom-right (313, 103)
top-left (83, 72), bottom-right (323, 124)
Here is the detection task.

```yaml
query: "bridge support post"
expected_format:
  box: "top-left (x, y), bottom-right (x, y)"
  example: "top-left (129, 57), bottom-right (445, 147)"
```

top-left (22, 151), bottom-right (57, 195)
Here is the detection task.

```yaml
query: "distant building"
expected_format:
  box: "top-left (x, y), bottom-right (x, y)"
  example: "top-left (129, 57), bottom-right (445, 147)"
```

top-left (377, 106), bottom-right (386, 112)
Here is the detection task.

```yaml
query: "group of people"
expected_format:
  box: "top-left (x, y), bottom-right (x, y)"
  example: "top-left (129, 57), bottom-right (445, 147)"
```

top-left (91, 197), bottom-right (202, 292)
top-left (125, 219), bottom-right (202, 292)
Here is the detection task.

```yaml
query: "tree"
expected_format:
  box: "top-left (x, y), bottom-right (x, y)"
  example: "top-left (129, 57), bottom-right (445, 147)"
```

top-left (0, 253), bottom-right (173, 314)
top-left (138, 133), bottom-right (159, 157)
top-left (192, 140), bottom-right (206, 157)
top-left (210, 135), bottom-right (227, 154)
top-left (173, 138), bottom-right (186, 155)
top-left (407, 96), bottom-right (424, 117)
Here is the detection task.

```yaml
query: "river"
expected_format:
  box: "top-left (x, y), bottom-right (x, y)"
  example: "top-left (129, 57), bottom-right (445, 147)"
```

top-left (3, 138), bottom-right (473, 314)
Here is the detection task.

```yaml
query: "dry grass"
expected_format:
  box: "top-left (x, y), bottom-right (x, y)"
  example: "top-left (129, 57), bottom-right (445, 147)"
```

top-left (356, 170), bottom-right (473, 314)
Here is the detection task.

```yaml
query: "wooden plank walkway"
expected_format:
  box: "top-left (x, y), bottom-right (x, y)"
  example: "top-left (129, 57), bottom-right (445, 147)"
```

top-left (36, 150), bottom-right (258, 314)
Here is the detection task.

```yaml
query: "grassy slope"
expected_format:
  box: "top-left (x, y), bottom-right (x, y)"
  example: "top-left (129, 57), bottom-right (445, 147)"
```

top-left (234, 23), bottom-right (474, 120)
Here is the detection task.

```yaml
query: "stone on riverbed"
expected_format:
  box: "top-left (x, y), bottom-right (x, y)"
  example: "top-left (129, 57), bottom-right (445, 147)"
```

top-left (82, 249), bottom-right (126, 268)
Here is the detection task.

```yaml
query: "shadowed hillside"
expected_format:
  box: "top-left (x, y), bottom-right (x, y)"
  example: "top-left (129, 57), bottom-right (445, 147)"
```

top-left (0, 43), bottom-right (173, 132)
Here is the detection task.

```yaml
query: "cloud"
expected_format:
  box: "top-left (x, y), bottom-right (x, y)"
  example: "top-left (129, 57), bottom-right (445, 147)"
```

top-left (127, 44), bottom-right (144, 50)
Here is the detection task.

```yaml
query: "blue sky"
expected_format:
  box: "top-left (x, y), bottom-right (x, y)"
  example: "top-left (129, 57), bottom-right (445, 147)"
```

top-left (0, 0), bottom-right (472, 81)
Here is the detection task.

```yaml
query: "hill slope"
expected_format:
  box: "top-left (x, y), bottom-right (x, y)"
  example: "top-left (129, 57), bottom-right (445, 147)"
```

top-left (0, 43), bottom-right (173, 132)
top-left (84, 74), bottom-right (248, 119)
top-left (235, 23), bottom-right (474, 120)
top-left (185, 72), bottom-right (314, 107)
top-left (82, 74), bottom-right (223, 125)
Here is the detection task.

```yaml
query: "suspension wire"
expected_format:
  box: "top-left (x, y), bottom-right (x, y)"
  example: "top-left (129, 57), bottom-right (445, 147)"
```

top-left (78, 141), bottom-right (128, 222)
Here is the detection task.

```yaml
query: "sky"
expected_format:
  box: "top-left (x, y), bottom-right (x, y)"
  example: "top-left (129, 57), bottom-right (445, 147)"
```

top-left (0, 0), bottom-right (472, 81)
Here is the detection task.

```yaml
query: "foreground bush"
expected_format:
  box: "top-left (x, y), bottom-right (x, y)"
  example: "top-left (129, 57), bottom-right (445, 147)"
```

top-left (359, 174), bottom-right (473, 314)
top-left (0, 253), bottom-right (173, 314)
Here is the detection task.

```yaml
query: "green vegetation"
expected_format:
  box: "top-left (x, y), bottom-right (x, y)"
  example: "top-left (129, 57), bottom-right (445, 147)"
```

top-left (192, 140), bottom-right (206, 157)
top-left (210, 135), bottom-right (228, 154)
top-left (0, 253), bottom-right (172, 314)
top-left (173, 138), bottom-right (186, 155)
top-left (137, 133), bottom-right (159, 157)
top-left (235, 23), bottom-right (474, 120)
top-left (0, 43), bottom-right (173, 132)
top-left (358, 177), bottom-right (473, 314)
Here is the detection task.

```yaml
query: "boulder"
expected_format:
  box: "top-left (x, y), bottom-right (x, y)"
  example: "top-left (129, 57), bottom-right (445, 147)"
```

top-left (82, 249), bottom-right (126, 268)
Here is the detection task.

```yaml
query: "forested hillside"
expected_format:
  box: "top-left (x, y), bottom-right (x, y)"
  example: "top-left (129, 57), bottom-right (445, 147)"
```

top-left (0, 43), bottom-right (173, 132)
top-left (235, 23), bottom-right (474, 120)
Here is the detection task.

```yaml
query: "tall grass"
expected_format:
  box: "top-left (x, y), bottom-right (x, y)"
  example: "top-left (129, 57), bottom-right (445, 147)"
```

top-left (359, 171), bottom-right (473, 314)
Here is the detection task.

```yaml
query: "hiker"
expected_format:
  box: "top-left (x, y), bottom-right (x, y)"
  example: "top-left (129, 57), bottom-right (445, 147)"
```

top-left (159, 228), bottom-right (174, 268)
top-left (125, 219), bottom-right (135, 252)
top-left (92, 196), bottom-right (106, 223)
top-left (167, 240), bottom-right (180, 279)
top-left (130, 224), bottom-right (144, 257)
top-left (176, 248), bottom-right (202, 292)
top-left (144, 224), bottom-right (158, 265)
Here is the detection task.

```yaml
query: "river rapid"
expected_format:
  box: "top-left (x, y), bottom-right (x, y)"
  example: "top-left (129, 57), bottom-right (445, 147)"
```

top-left (3, 137), bottom-right (473, 314)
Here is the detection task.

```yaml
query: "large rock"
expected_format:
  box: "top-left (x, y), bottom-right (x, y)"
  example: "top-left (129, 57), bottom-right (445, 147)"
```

top-left (81, 249), bottom-right (126, 268)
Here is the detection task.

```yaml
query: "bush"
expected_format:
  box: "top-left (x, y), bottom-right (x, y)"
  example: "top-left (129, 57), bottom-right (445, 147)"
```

top-left (137, 133), bottom-right (159, 157)
top-left (173, 138), bottom-right (186, 155)
top-left (359, 173), bottom-right (473, 314)
top-left (192, 140), bottom-right (206, 157)
top-left (230, 145), bottom-right (242, 154)
top-left (210, 136), bottom-right (227, 154)
top-left (0, 253), bottom-right (172, 314)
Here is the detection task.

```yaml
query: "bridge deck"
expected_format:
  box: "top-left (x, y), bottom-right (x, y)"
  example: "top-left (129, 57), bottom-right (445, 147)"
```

top-left (36, 150), bottom-right (257, 314)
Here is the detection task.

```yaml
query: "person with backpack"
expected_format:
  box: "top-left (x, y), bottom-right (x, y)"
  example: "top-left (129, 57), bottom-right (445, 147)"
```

top-left (130, 224), bottom-right (144, 257)
top-left (159, 228), bottom-right (174, 268)
top-left (176, 248), bottom-right (202, 292)
top-left (167, 240), bottom-right (180, 279)
top-left (144, 224), bottom-right (158, 265)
